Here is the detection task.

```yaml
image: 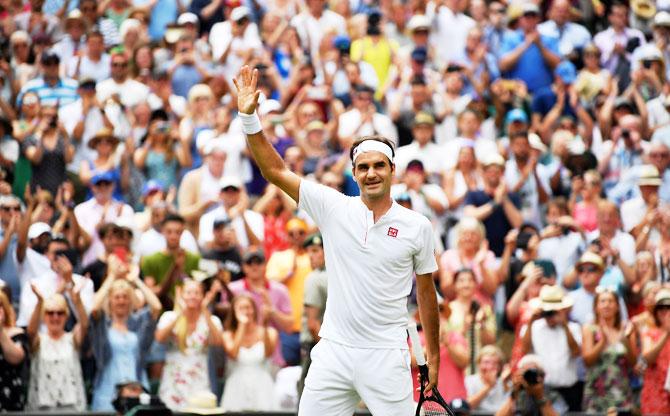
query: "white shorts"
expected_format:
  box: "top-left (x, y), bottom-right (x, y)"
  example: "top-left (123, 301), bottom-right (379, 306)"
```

top-left (298, 338), bottom-right (414, 416)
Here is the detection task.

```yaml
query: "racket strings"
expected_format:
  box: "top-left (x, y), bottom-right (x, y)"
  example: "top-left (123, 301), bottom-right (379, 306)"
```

top-left (420, 399), bottom-right (450, 416)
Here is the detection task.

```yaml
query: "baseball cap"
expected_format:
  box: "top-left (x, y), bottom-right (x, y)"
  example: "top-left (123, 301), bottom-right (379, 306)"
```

top-left (230, 6), bottom-right (250, 22)
top-left (406, 159), bottom-right (425, 173)
top-left (90, 171), bottom-right (116, 186)
top-left (555, 61), bottom-right (577, 84)
top-left (505, 108), bottom-right (529, 125)
top-left (258, 99), bottom-right (282, 116)
top-left (302, 233), bottom-right (323, 248)
top-left (481, 153), bottom-right (505, 167)
top-left (654, 11), bottom-right (670, 27)
top-left (243, 248), bottom-right (265, 263)
top-left (406, 15), bottom-right (431, 32)
top-left (28, 222), bottom-right (52, 240)
top-left (333, 35), bottom-right (351, 51)
top-left (529, 133), bottom-right (548, 153)
top-left (521, 2), bottom-right (540, 15)
top-left (219, 176), bottom-right (243, 190)
top-left (142, 179), bottom-right (164, 197)
top-left (413, 112), bottom-right (435, 127)
top-left (177, 12), bottom-right (199, 26)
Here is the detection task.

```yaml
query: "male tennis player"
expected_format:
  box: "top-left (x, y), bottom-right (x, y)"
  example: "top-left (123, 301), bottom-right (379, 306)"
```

top-left (234, 66), bottom-right (440, 415)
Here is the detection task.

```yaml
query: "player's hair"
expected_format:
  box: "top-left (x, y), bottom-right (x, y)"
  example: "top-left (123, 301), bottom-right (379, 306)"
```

top-left (349, 135), bottom-right (396, 166)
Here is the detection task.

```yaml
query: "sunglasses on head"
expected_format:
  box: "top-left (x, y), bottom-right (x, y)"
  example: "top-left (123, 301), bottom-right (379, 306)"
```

top-left (45, 310), bottom-right (66, 317)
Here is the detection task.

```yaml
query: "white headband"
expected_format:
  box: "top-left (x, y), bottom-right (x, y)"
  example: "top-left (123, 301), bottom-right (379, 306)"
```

top-left (352, 140), bottom-right (394, 164)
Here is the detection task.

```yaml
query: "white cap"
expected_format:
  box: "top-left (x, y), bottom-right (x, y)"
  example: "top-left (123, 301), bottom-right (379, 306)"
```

top-left (654, 11), bottom-right (670, 27)
top-left (28, 222), bottom-right (52, 240)
top-left (258, 99), bottom-right (282, 116)
top-left (230, 6), bottom-right (250, 22)
top-left (203, 140), bottom-right (227, 156)
top-left (638, 43), bottom-right (663, 61)
top-left (521, 2), bottom-right (540, 14)
top-left (219, 176), bottom-right (243, 190)
top-left (406, 15), bottom-right (431, 32)
top-left (177, 12), bottom-right (199, 26)
top-left (480, 153), bottom-right (505, 167)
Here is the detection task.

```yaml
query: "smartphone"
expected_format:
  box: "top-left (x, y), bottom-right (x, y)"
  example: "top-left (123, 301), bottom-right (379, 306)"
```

top-left (113, 247), bottom-right (129, 264)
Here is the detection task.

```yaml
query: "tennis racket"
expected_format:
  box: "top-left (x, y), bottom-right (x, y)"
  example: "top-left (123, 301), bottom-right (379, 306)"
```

top-left (408, 322), bottom-right (456, 416)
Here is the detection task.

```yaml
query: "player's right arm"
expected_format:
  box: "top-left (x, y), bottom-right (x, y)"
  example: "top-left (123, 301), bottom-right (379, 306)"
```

top-left (234, 65), bottom-right (301, 202)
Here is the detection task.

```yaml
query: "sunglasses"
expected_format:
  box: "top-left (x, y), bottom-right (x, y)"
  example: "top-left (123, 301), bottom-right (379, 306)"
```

top-left (245, 258), bottom-right (264, 265)
top-left (288, 230), bottom-right (306, 237)
top-left (578, 265), bottom-right (600, 273)
top-left (45, 310), bottom-right (66, 317)
top-left (94, 180), bottom-right (113, 187)
top-left (0, 206), bottom-right (20, 212)
top-left (657, 305), bottom-right (670, 311)
top-left (112, 62), bottom-right (128, 68)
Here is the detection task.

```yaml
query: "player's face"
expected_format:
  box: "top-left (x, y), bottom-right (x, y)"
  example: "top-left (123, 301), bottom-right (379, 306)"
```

top-left (353, 151), bottom-right (394, 202)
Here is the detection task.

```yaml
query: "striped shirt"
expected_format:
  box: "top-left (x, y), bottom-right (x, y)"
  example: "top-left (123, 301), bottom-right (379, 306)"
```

top-left (17, 77), bottom-right (80, 108)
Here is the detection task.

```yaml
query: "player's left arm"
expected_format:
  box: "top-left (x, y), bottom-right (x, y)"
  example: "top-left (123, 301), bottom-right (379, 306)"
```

top-left (416, 273), bottom-right (440, 392)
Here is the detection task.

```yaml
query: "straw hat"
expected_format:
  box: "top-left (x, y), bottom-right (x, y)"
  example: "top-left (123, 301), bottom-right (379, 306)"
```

top-left (530, 285), bottom-right (574, 312)
top-left (88, 128), bottom-right (121, 149)
top-left (181, 391), bottom-right (226, 415)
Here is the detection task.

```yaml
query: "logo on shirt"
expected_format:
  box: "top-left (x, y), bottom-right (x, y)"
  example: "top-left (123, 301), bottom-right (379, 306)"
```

top-left (387, 227), bottom-right (398, 238)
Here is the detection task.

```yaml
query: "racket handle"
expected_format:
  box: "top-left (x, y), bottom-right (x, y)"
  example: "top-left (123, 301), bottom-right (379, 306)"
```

top-left (407, 322), bottom-right (427, 366)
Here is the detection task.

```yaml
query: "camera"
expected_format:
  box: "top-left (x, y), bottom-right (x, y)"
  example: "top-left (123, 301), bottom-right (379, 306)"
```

top-left (523, 368), bottom-right (541, 385)
top-left (49, 115), bottom-right (58, 129)
top-left (621, 129), bottom-right (631, 140)
top-left (541, 310), bottom-right (557, 319)
top-left (642, 60), bottom-right (654, 69)
top-left (516, 231), bottom-right (533, 251)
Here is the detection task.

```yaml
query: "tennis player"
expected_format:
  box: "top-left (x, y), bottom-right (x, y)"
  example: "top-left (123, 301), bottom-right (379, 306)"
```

top-left (234, 66), bottom-right (440, 415)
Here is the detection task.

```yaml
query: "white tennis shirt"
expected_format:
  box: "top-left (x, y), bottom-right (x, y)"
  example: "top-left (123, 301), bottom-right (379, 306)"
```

top-left (299, 180), bottom-right (438, 349)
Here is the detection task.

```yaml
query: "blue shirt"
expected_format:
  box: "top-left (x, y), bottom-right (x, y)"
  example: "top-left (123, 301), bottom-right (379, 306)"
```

top-left (171, 64), bottom-right (203, 98)
top-left (0, 229), bottom-right (19, 306)
top-left (463, 190), bottom-right (522, 257)
top-left (148, 0), bottom-right (178, 42)
top-left (500, 30), bottom-right (560, 94)
top-left (531, 86), bottom-right (577, 118)
top-left (17, 77), bottom-right (79, 108)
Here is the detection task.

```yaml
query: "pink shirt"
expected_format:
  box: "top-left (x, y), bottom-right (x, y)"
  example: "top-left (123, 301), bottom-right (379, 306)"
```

top-left (572, 202), bottom-right (598, 233)
top-left (440, 248), bottom-right (497, 305)
top-left (411, 330), bottom-right (467, 402)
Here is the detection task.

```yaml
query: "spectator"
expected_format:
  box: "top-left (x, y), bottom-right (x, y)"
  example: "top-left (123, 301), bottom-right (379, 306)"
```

top-left (26, 284), bottom-right (87, 411)
top-left (593, 2), bottom-right (646, 77)
top-left (198, 176), bottom-right (264, 250)
top-left (66, 31), bottom-right (111, 82)
top-left (96, 50), bottom-right (150, 110)
top-left (24, 103), bottom-right (74, 197)
top-left (141, 214), bottom-right (200, 309)
top-left (570, 169), bottom-right (603, 233)
top-left (17, 52), bottom-right (79, 108)
top-left (200, 219), bottom-right (243, 282)
top-left (298, 233), bottom-right (326, 395)
top-left (640, 288), bottom-right (670, 414)
top-left (266, 217), bottom-right (312, 365)
top-left (88, 260), bottom-right (162, 411)
top-left (538, 197), bottom-right (585, 284)
top-left (499, 3), bottom-right (561, 94)
top-left (0, 290), bottom-right (28, 411)
top-left (134, 117), bottom-right (190, 190)
top-left (581, 288), bottom-right (636, 412)
top-left (51, 9), bottom-right (87, 70)
top-left (537, 0), bottom-right (592, 58)
top-left (465, 345), bottom-right (509, 413)
top-left (291, 0), bottom-right (345, 60)
top-left (432, 0), bottom-right (475, 68)
top-left (136, 201), bottom-right (199, 259)
top-left (521, 285), bottom-right (581, 411)
top-left (445, 268), bottom-right (496, 376)
top-left (220, 293), bottom-right (279, 411)
top-left (464, 153), bottom-right (523, 257)
top-left (439, 217), bottom-right (498, 303)
top-left (393, 112), bottom-right (444, 177)
top-left (496, 354), bottom-right (563, 416)
top-left (79, 128), bottom-right (128, 201)
top-left (337, 84), bottom-right (398, 146)
top-left (253, 184), bottom-right (296, 258)
top-left (0, 195), bottom-right (22, 305)
top-left (443, 142), bottom-right (482, 225)
top-left (155, 279), bottom-right (223, 410)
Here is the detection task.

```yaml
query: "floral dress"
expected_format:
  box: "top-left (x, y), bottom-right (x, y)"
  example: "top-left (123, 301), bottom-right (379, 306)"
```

top-left (582, 325), bottom-right (634, 412)
top-left (27, 332), bottom-right (86, 411)
top-left (158, 311), bottom-right (222, 410)
top-left (641, 327), bottom-right (670, 415)
top-left (0, 331), bottom-right (28, 411)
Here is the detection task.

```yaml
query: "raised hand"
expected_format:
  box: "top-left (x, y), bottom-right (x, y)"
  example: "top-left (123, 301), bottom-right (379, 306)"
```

top-left (233, 65), bottom-right (261, 115)
top-left (31, 281), bottom-right (44, 302)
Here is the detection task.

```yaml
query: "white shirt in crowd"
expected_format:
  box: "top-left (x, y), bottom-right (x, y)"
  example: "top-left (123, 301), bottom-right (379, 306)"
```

top-left (464, 375), bottom-right (509, 413)
top-left (96, 78), bottom-right (150, 108)
top-left (291, 10), bottom-right (346, 60)
top-left (198, 206), bottom-right (264, 250)
top-left (59, 99), bottom-right (107, 173)
top-left (521, 318), bottom-right (582, 388)
top-left (66, 54), bottom-right (112, 82)
top-left (298, 179), bottom-right (437, 349)
top-left (337, 109), bottom-right (398, 146)
top-left (136, 228), bottom-right (200, 259)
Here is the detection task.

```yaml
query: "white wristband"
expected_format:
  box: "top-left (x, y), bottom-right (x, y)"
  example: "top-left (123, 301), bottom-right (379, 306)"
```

top-left (239, 112), bottom-right (262, 135)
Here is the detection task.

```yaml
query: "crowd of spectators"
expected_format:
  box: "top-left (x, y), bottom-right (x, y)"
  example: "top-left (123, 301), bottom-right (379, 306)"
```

top-left (2, 0), bottom-right (670, 414)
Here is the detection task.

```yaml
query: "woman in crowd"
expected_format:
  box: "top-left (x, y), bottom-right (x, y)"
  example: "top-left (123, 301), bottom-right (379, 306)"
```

top-left (442, 142), bottom-right (482, 225)
top-left (253, 183), bottom-right (296, 258)
top-left (445, 268), bottom-right (496, 376)
top-left (439, 217), bottom-right (499, 303)
top-left (465, 345), bottom-right (509, 413)
top-left (179, 84), bottom-right (215, 171)
top-left (221, 294), bottom-right (278, 411)
top-left (0, 290), bottom-right (28, 411)
top-left (581, 289), bottom-right (636, 413)
top-left (89, 258), bottom-right (162, 411)
top-left (155, 279), bottom-right (223, 410)
top-left (570, 169), bottom-right (603, 233)
top-left (79, 128), bottom-right (128, 201)
top-left (134, 117), bottom-right (190, 190)
top-left (26, 283), bottom-right (87, 411)
top-left (640, 288), bottom-right (670, 414)
top-left (24, 103), bottom-right (74, 197)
